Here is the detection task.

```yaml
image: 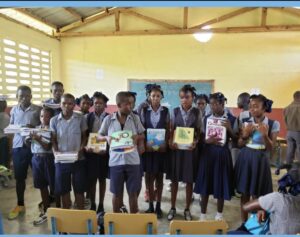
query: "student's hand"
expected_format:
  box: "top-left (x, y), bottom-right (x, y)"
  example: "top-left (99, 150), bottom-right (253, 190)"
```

top-left (169, 141), bottom-right (178, 150)
top-left (188, 141), bottom-right (197, 150)
top-left (242, 123), bottom-right (254, 138)
top-left (257, 123), bottom-right (268, 137)
top-left (30, 132), bottom-right (41, 142)
top-left (85, 147), bottom-right (94, 153)
top-left (257, 210), bottom-right (267, 224)
top-left (206, 134), bottom-right (222, 145)
top-left (132, 135), bottom-right (138, 146)
top-left (107, 136), bottom-right (113, 145)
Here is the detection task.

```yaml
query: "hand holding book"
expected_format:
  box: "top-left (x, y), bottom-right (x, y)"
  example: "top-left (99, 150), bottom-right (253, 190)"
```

top-left (206, 133), bottom-right (223, 146)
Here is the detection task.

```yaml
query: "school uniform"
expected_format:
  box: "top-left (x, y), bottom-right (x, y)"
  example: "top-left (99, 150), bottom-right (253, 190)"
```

top-left (10, 104), bottom-right (41, 181)
top-left (85, 111), bottom-right (109, 181)
top-left (168, 106), bottom-right (202, 183)
top-left (50, 112), bottom-right (88, 195)
top-left (140, 105), bottom-right (170, 174)
top-left (0, 112), bottom-right (10, 167)
top-left (235, 116), bottom-right (280, 197)
top-left (30, 127), bottom-right (55, 191)
top-left (99, 112), bottom-right (145, 195)
top-left (194, 112), bottom-right (236, 200)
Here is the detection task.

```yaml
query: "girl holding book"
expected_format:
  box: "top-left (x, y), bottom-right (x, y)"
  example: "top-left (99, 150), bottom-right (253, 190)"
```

top-left (194, 92), bottom-right (237, 221)
top-left (140, 84), bottom-right (170, 218)
top-left (235, 94), bottom-right (280, 222)
top-left (167, 84), bottom-right (202, 221)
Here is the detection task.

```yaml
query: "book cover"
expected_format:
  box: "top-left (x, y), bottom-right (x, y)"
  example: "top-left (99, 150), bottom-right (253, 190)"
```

top-left (205, 118), bottom-right (227, 146)
top-left (87, 133), bottom-right (107, 152)
top-left (146, 128), bottom-right (166, 151)
top-left (244, 122), bottom-right (266, 149)
top-left (110, 130), bottom-right (134, 153)
top-left (174, 127), bottom-right (194, 150)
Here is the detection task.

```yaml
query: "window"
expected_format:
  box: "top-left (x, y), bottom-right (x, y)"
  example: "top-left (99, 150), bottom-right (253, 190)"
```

top-left (0, 38), bottom-right (51, 106)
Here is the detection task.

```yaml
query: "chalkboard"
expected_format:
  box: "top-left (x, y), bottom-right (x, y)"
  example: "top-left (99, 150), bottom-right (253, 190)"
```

top-left (128, 79), bottom-right (214, 111)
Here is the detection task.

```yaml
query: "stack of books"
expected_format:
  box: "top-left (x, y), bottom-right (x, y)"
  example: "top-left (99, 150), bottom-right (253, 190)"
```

top-left (174, 127), bottom-right (194, 150)
top-left (54, 152), bottom-right (78, 163)
top-left (87, 133), bottom-right (107, 153)
top-left (43, 103), bottom-right (61, 109)
top-left (146, 128), bottom-right (166, 152)
top-left (110, 130), bottom-right (134, 153)
top-left (205, 117), bottom-right (227, 146)
top-left (4, 125), bottom-right (22, 134)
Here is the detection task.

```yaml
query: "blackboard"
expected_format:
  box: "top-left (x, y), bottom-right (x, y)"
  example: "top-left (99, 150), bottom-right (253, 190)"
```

top-left (128, 79), bottom-right (214, 111)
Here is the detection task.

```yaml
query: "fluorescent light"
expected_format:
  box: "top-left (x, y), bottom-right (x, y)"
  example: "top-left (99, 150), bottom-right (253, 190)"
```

top-left (193, 25), bottom-right (213, 43)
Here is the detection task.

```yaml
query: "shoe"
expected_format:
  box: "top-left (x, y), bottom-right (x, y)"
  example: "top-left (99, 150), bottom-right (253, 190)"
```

top-left (33, 212), bottom-right (47, 226)
top-left (120, 205), bottom-right (128, 213)
top-left (8, 205), bottom-right (25, 220)
top-left (184, 209), bottom-right (192, 221)
top-left (144, 190), bottom-right (149, 202)
top-left (179, 182), bottom-right (186, 188)
top-left (199, 213), bottom-right (206, 221)
top-left (38, 201), bottom-right (43, 212)
top-left (97, 205), bottom-right (104, 214)
top-left (215, 212), bottom-right (224, 221)
top-left (145, 207), bottom-right (154, 213)
top-left (90, 203), bottom-right (96, 211)
top-left (155, 207), bottom-right (163, 219)
top-left (167, 208), bottom-right (176, 221)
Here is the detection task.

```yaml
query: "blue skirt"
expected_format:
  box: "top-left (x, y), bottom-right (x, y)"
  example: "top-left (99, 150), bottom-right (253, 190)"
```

top-left (234, 146), bottom-right (273, 197)
top-left (142, 151), bottom-right (167, 174)
top-left (194, 144), bottom-right (234, 200)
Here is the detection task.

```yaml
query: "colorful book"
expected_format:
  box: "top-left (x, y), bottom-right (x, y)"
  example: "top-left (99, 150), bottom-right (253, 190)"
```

top-left (205, 118), bottom-right (227, 146)
top-left (174, 127), bottom-right (194, 150)
top-left (87, 133), bottom-right (107, 152)
top-left (110, 130), bottom-right (134, 153)
top-left (146, 128), bottom-right (166, 151)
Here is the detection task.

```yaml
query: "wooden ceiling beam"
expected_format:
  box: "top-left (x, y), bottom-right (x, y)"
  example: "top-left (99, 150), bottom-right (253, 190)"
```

top-left (190, 7), bottom-right (258, 29)
top-left (59, 7), bottom-right (130, 33)
top-left (63, 7), bottom-right (83, 21)
top-left (183, 7), bottom-right (188, 29)
top-left (55, 25), bottom-right (300, 37)
top-left (261, 7), bottom-right (268, 26)
top-left (115, 11), bottom-right (120, 31)
top-left (122, 9), bottom-right (181, 29)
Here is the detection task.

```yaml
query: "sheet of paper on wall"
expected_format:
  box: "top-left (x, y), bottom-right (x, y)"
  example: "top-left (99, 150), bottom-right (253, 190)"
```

top-left (205, 118), bottom-right (227, 146)
top-left (174, 127), bottom-right (194, 150)
top-left (87, 133), bottom-right (107, 152)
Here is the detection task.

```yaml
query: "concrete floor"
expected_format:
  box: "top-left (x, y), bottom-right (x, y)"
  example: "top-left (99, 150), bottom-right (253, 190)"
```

top-left (0, 168), bottom-right (283, 235)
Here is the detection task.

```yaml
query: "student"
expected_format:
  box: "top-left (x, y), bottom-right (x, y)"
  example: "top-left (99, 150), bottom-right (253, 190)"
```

top-left (44, 81), bottom-right (64, 115)
top-left (26, 107), bottom-right (55, 225)
top-left (194, 92), bottom-right (237, 221)
top-left (235, 94), bottom-right (280, 222)
top-left (50, 93), bottom-right (88, 209)
top-left (98, 91), bottom-right (145, 213)
top-left (284, 91), bottom-right (300, 164)
top-left (229, 162), bottom-right (300, 235)
top-left (140, 84), bottom-right (170, 218)
top-left (8, 86), bottom-right (41, 220)
top-left (0, 97), bottom-right (10, 168)
top-left (195, 94), bottom-right (209, 117)
top-left (85, 92), bottom-right (110, 213)
top-left (135, 84), bottom-right (152, 117)
top-left (76, 94), bottom-right (92, 115)
top-left (167, 85), bottom-right (202, 221)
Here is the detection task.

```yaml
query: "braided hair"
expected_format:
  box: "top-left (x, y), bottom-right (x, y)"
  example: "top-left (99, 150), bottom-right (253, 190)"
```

top-left (249, 94), bottom-right (273, 113)
top-left (195, 94), bottom-right (209, 104)
top-left (209, 92), bottom-right (227, 105)
top-left (146, 84), bottom-right (164, 98)
top-left (75, 94), bottom-right (92, 106)
top-left (179, 84), bottom-right (196, 97)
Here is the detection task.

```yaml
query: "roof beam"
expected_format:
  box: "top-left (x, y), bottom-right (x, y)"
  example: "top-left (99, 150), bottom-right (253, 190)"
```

top-left (183, 7), bottom-right (188, 29)
top-left (190, 7), bottom-right (258, 29)
top-left (261, 7), bottom-right (268, 26)
top-left (14, 8), bottom-right (58, 30)
top-left (59, 7), bottom-right (130, 33)
top-left (122, 9), bottom-right (181, 29)
top-left (115, 10), bottom-right (120, 31)
top-left (55, 25), bottom-right (300, 37)
top-left (63, 7), bottom-right (83, 21)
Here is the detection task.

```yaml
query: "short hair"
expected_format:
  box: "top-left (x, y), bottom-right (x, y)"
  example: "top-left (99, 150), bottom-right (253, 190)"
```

top-left (128, 91), bottom-right (137, 102)
top-left (61, 93), bottom-right (75, 102)
top-left (209, 92), bottom-right (227, 105)
top-left (75, 94), bottom-right (91, 106)
top-left (195, 94), bottom-right (209, 104)
top-left (0, 100), bottom-right (7, 112)
top-left (179, 84), bottom-right (196, 97)
top-left (116, 91), bottom-right (130, 106)
top-left (17, 85), bottom-right (31, 94)
top-left (51, 81), bottom-right (64, 88)
top-left (238, 92), bottom-right (250, 100)
top-left (92, 91), bottom-right (109, 103)
top-left (249, 94), bottom-right (273, 113)
top-left (293, 91), bottom-right (300, 100)
top-left (42, 106), bottom-right (55, 118)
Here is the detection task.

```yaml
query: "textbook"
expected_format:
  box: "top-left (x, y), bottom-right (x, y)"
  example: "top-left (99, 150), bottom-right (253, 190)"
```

top-left (110, 130), bottom-right (134, 153)
top-left (205, 117), bottom-right (227, 146)
top-left (4, 125), bottom-right (22, 134)
top-left (54, 152), bottom-right (78, 163)
top-left (87, 133), bottom-right (107, 152)
top-left (146, 128), bottom-right (166, 152)
top-left (43, 102), bottom-right (61, 109)
top-left (174, 127), bottom-right (194, 150)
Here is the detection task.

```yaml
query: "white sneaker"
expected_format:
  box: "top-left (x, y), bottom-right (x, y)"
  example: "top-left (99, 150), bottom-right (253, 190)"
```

top-left (200, 213), bottom-right (206, 221)
top-left (179, 182), bottom-right (186, 188)
top-left (215, 212), bottom-right (223, 221)
top-left (166, 185), bottom-right (171, 192)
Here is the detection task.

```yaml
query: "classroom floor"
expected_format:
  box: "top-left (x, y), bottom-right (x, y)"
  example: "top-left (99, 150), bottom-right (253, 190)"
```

top-left (0, 168), bottom-right (284, 235)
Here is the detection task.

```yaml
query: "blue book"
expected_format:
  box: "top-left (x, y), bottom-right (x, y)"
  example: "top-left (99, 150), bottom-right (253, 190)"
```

top-left (146, 128), bottom-right (166, 152)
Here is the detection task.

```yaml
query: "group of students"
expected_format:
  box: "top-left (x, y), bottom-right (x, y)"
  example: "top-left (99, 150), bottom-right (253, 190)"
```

top-left (1, 81), bottom-right (300, 234)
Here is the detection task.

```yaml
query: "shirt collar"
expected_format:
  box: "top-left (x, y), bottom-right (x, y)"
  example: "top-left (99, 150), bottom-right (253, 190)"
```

top-left (17, 103), bottom-right (33, 112)
top-left (180, 105), bottom-right (193, 114)
top-left (148, 105), bottom-right (163, 112)
top-left (58, 111), bottom-right (79, 121)
top-left (111, 111), bottom-right (133, 121)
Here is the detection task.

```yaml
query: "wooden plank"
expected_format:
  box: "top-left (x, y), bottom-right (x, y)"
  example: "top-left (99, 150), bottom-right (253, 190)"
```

top-left (14, 8), bottom-right (58, 30)
top-left (190, 7), bottom-right (258, 29)
top-left (183, 7), bottom-right (188, 29)
top-left (55, 25), bottom-right (300, 37)
top-left (59, 7), bottom-right (130, 33)
top-left (115, 11), bottom-right (120, 31)
top-left (122, 9), bottom-right (181, 29)
top-left (271, 7), bottom-right (300, 18)
top-left (63, 8), bottom-right (83, 21)
top-left (261, 7), bottom-right (268, 26)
